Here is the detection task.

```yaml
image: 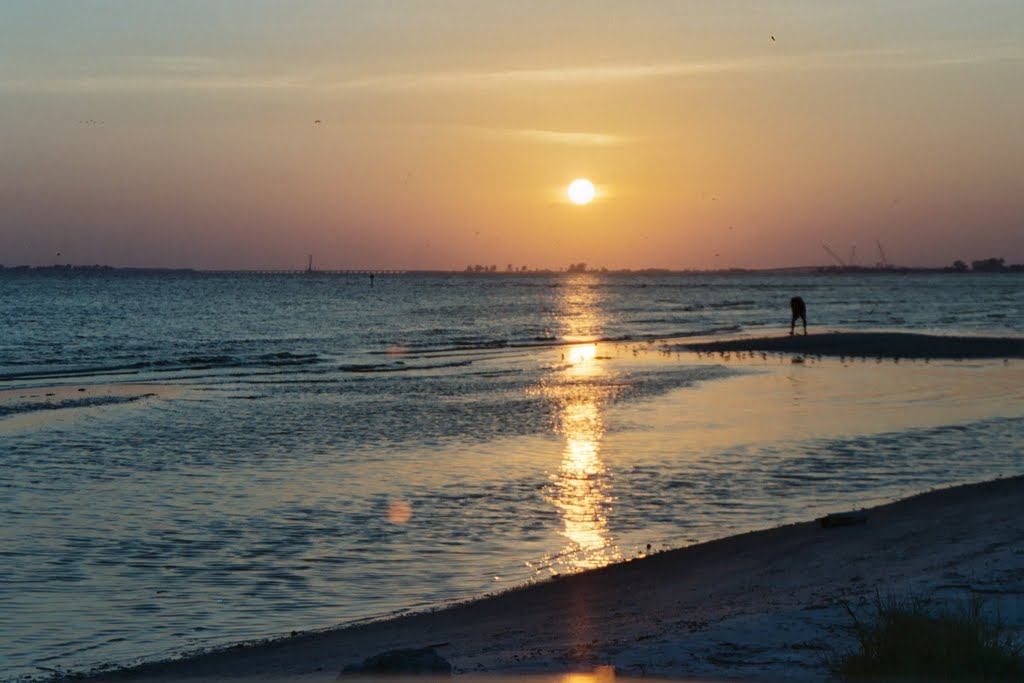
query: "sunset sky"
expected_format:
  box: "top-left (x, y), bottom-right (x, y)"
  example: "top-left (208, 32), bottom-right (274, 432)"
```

top-left (2, 1), bottom-right (1022, 270)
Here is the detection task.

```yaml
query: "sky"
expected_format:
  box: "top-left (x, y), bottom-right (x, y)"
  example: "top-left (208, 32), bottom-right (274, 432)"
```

top-left (2, 1), bottom-right (1022, 271)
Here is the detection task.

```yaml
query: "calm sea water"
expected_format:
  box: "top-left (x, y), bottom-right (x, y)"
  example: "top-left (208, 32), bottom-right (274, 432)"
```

top-left (1, 271), bottom-right (1022, 679)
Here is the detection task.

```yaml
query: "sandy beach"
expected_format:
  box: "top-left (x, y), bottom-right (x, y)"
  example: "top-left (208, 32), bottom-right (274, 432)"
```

top-left (76, 472), bottom-right (1024, 683)
top-left (677, 331), bottom-right (1024, 359)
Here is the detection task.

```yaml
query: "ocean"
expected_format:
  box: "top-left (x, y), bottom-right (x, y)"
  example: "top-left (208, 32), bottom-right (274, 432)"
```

top-left (1, 270), bottom-right (1022, 680)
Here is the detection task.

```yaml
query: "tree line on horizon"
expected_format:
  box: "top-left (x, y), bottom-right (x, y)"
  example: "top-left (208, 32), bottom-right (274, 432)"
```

top-left (3, 258), bottom-right (1022, 274)
top-left (947, 257), bottom-right (1024, 273)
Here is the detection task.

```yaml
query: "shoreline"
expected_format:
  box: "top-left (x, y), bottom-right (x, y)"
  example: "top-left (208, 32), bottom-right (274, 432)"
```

top-left (80, 474), bottom-right (1024, 682)
top-left (674, 331), bottom-right (1024, 359)
top-left (0, 383), bottom-right (180, 434)
top-left (16, 331), bottom-right (1023, 682)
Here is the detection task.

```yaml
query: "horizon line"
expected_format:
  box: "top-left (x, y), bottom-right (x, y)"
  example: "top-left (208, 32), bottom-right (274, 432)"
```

top-left (5, 264), bottom-right (1022, 275)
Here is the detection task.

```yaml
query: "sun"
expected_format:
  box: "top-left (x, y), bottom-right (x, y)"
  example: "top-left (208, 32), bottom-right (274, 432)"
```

top-left (567, 178), bottom-right (596, 205)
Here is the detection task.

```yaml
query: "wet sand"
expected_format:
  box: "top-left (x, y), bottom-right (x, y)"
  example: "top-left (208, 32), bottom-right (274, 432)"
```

top-left (0, 383), bottom-right (178, 404)
top-left (676, 331), bottom-right (1024, 359)
top-left (0, 383), bottom-right (179, 433)
top-left (83, 475), bottom-right (1024, 682)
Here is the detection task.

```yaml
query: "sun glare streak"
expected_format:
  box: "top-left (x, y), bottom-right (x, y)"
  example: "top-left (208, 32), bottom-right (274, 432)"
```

top-left (554, 399), bottom-right (612, 567)
top-left (537, 275), bottom-right (622, 573)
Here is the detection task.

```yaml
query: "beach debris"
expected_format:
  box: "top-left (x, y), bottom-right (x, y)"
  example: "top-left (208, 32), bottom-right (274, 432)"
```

top-left (819, 510), bottom-right (868, 528)
top-left (340, 646), bottom-right (452, 676)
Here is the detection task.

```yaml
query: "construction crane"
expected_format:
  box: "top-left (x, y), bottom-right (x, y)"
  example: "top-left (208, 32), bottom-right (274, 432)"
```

top-left (876, 241), bottom-right (890, 269)
top-left (821, 244), bottom-right (847, 267)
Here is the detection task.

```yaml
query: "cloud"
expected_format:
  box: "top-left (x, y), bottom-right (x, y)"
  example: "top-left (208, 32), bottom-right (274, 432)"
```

top-left (490, 128), bottom-right (633, 146)
top-left (335, 61), bottom-right (733, 90)
top-left (2, 44), bottom-right (1021, 94)
top-left (325, 44), bottom-right (1024, 91)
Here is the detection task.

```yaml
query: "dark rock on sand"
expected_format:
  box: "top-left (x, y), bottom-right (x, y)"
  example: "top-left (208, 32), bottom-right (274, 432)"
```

top-left (340, 646), bottom-right (452, 675)
top-left (819, 510), bottom-right (868, 528)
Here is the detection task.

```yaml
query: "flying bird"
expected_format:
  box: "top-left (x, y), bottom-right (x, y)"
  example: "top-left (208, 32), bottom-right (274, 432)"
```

top-left (771, 35), bottom-right (776, 41)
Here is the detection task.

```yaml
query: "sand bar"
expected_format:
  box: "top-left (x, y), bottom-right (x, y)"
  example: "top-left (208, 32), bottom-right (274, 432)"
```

top-left (676, 331), bottom-right (1024, 359)
top-left (0, 383), bottom-right (179, 404)
top-left (82, 475), bottom-right (1024, 682)
top-left (0, 383), bottom-right (180, 433)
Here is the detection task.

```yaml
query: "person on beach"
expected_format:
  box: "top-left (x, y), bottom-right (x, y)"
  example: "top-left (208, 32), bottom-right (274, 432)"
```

top-left (790, 296), bottom-right (807, 335)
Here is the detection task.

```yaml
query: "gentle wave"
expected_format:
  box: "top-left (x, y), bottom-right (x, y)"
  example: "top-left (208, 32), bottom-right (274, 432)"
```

top-left (0, 393), bottom-right (154, 417)
top-left (339, 359), bottom-right (474, 373)
top-left (0, 352), bottom-right (323, 383)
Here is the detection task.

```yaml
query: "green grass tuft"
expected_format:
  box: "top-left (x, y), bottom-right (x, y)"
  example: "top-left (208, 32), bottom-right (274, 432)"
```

top-left (827, 592), bottom-right (1024, 681)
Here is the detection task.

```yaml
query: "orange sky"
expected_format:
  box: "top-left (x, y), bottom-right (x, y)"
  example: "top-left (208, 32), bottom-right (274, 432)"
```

top-left (2, 1), bottom-right (1022, 270)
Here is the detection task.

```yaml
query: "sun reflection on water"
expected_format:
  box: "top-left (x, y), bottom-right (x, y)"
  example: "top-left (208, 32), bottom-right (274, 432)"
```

top-left (539, 276), bottom-right (622, 573)
top-left (551, 397), bottom-right (615, 569)
top-left (566, 342), bottom-right (598, 366)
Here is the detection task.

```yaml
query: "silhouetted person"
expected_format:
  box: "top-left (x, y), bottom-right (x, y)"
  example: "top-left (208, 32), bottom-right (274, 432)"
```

top-left (369, 273), bottom-right (375, 288)
top-left (790, 296), bottom-right (807, 335)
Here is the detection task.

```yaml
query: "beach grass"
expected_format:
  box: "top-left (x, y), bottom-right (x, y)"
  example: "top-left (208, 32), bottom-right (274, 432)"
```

top-left (828, 592), bottom-right (1024, 681)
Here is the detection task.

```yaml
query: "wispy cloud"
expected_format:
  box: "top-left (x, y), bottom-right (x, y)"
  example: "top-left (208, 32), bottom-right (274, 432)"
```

top-left (489, 127), bottom-right (633, 147)
top-left (325, 44), bottom-right (1024, 91)
top-left (335, 61), bottom-right (737, 90)
top-left (3, 44), bottom-right (1022, 94)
